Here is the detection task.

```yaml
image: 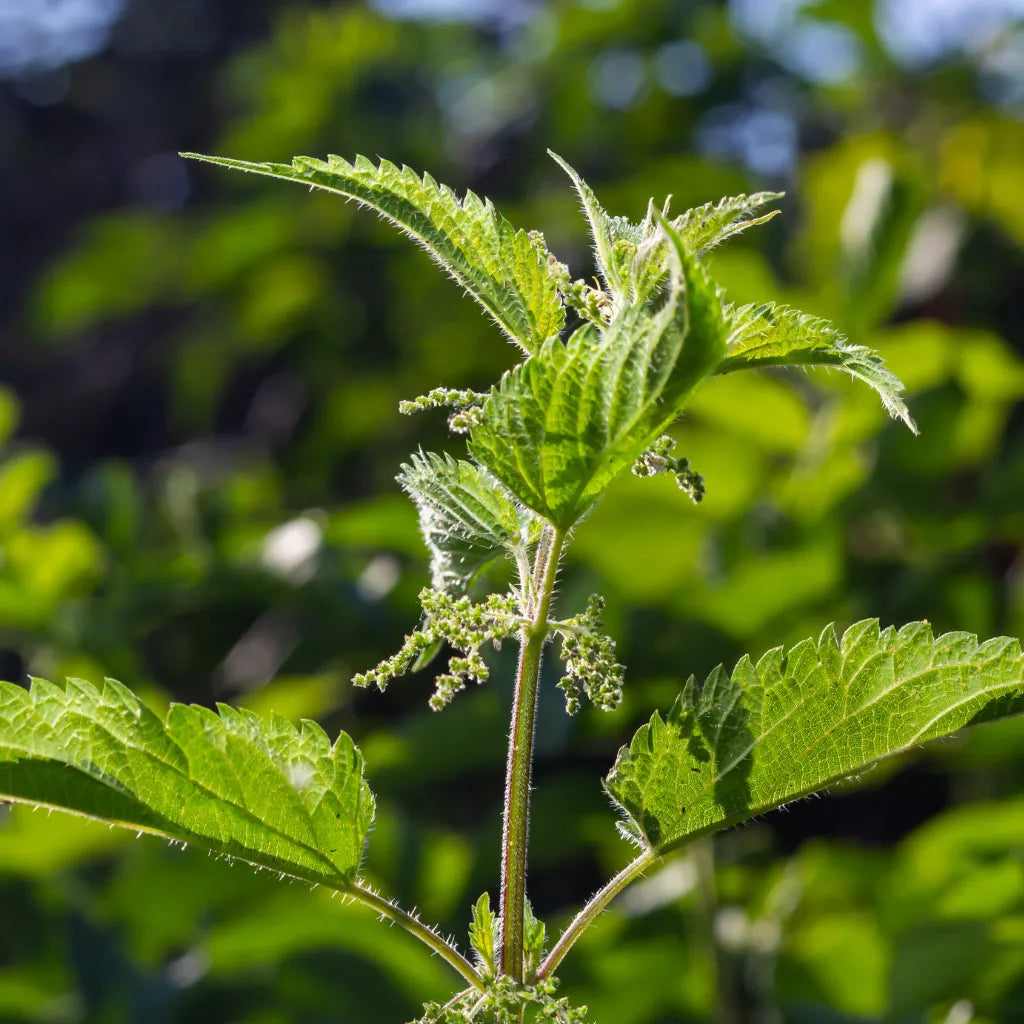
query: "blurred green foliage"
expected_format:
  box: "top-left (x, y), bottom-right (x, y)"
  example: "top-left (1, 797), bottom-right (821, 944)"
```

top-left (1, 0), bottom-right (1023, 1020)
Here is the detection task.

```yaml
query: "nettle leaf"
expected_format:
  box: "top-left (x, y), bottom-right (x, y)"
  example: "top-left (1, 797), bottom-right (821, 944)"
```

top-left (550, 151), bottom-right (780, 310)
top-left (469, 892), bottom-right (499, 975)
top-left (0, 678), bottom-right (373, 887)
top-left (469, 217), bottom-right (727, 530)
top-left (627, 193), bottom-right (781, 304)
top-left (398, 451), bottom-right (533, 592)
top-left (716, 302), bottom-right (917, 432)
top-left (548, 150), bottom-right (632, 301)
top-left (182, 152), bottom-right (564, 354)
top-left (670, 192), bottom-right (782, 255)
top-left (606, 621), bottom-right (1024, 854)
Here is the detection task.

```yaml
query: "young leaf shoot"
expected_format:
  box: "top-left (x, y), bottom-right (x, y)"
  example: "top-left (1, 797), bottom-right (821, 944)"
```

top-left (1, 150), bottom-right (1018, 1023)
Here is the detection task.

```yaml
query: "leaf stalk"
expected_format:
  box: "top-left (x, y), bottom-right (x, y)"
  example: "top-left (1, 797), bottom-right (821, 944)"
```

top-left (350, 881), bottom-right (483, 989)
top-left (533, 847), bottom-right (659, 982)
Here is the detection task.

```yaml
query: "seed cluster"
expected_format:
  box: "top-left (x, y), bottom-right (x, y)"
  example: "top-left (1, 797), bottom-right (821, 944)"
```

top-left (546, 251), bottom-right (613, 326)
top-left (632, 433), bottom-right (705, 504)
top-left (352, 589), bottom-right (520, 711)
top-left (417, 975), bottom-right (591, 1024)
top-left (556, 594), bottom-right (625, 715)
top-left (399, 387), bottom-right (487, 433)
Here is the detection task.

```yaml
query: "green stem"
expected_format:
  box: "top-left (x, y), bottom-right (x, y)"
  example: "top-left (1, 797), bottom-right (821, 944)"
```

top-left (694, 837), bottom-right (743, 1024)
top-left (533, 847), bottom-right (659, 983)
top-left (500, 525), bottom-right (565, 981)
top-left (350, 881), bottom-right (483, 990)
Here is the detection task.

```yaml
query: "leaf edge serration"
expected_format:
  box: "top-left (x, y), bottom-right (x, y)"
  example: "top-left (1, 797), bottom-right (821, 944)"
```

top-left (180, 151), bottom-right (565, 354)
top-left (605, 619), bottom-right (1024, 853)
top-left (0, 676), bottom-right (374, 888)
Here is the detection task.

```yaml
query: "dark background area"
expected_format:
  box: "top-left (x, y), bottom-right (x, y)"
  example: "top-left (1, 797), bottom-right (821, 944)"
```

top-left (1, 1), bottom-right (1024, 1021)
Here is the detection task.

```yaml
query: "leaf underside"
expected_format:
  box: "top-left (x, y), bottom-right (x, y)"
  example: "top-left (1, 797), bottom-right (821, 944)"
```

top-left (0, 678), bottom-right (373, 887)
top-left (606, 620), bottom-right (1024, 854)
top-left (717, 302), bottom-right (917, 433)
top-left (398, 451), bottom-right (532, 592)
top-left (469, 218), bottom-right (728, 529)
top-left (180, 152), bottom-right (564, 354)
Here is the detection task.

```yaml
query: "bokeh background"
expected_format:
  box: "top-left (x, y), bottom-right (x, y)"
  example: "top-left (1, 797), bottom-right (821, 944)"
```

top-left (2, 0), bottom-right (1024, 1021)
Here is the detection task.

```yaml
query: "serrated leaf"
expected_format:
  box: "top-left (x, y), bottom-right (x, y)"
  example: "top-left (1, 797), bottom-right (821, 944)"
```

top-left (550, 152), bottom-right (780, 310)
top-left (181, 152), bottom-right (564, 354)
top-left (715, 302), bottom-right (918, 432)
top-left (624, 192), bottom-right (781, 306)
top-left (606, 621), bottom-right (1024, 854)
top-left (398, 452), bottom-right (531, 592)
top-left (548, 150), bottom-right (632, 300)
top-left (469, 892), bottom-right (498, 974)
top-left (670, 192), bottom-right (782, 255)
top-left (523, 900), bottom-right (547, 976)
top-left (469, 216), bottom-right (727, 529)
top-left (0, 678), bottom-right (373, 887)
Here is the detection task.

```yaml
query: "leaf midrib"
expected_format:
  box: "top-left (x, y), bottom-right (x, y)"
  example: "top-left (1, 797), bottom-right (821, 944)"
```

top-left (14, 703), bottom-right (347, 878)
top-left (551, 309), bottom-right (680, 524)
top-left (271, 161), bottom-right (539, 347)
top-left (644, 646), bottom-right (1021, 851)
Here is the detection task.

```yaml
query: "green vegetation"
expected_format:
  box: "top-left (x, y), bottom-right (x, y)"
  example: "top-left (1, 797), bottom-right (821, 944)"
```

top-left (3, 149), bottom-right (1024, 1022)
top-left (3, 3), bottom-right (1024, 1022)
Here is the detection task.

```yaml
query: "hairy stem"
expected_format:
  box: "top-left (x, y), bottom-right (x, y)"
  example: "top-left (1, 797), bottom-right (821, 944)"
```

top-left (533, 847), bottom-right (659, 982)
top-left (350, 881), bottom-right (483, 990)
top-left (500, 525), bottom-right (565, 981)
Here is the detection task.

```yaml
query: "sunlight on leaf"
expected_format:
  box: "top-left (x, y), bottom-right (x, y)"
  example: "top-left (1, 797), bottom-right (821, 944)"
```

top-left (398, 451), bottom-right (532, 593)
top-left (607, 621), bottom-right (1024, 853)
top-left (0, 678), bottom-right (373, 887)
top-left (181, 152), bottom-right (564, 354)
top-left (716, 301), bottom-right (918, 432)
top-left (470, 216), bottom-right (727, 528)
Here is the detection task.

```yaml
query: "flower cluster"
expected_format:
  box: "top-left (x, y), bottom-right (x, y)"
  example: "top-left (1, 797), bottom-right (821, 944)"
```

top-left (352, 589), bottom-right (521, 710)
top-left (545, 249), bottom-right (613, 326)
top-left (632, 433), bottom-right (705, 504)
top-left (555, 594), bottom-right (625, 715)
top-left (399, 387), bottom-right (487, 434)
top-left (420, 890), bottom-right (590, 1021)
top-left (417, 975), bottom-right (591, 1024)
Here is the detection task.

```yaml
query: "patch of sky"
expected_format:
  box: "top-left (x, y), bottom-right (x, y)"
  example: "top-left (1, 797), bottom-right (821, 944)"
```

top-left (697, 103), bottom-right (798, 177)
top-left (589, 48), bottom-right (648, 110)
top-left (977, 27), bottom-right (1024, 107)
top-left (730, 0), bottom-right (1024, 72)
top-left (729, 0), bottom-right (862, 84)
top-left (876, 0), bottom-right (1024, 67)
top-left (654, 40), bottom-right (712, 97)
top-left (369, 0), bottom-right (538, 25)
top-left (0, 0), bottom-right (125, 78)
top-left (729, 0), bottom-right (812, 42)
top-left (780, 19), bottom-right (862, 84)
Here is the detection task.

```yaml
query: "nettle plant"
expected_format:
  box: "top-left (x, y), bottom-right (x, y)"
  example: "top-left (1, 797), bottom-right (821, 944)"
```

top-left (4, 151), bottom-right (1024, 1023)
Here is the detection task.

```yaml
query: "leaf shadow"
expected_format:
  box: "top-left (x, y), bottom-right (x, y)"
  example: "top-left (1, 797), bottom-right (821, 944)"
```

top-left (696, 664), bottom-right (755, 823)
